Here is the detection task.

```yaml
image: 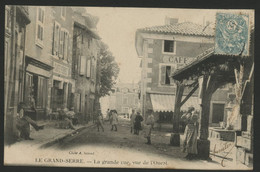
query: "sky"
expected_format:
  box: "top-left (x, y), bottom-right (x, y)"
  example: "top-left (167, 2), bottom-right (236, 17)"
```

top-left (85, 7), bottom-right (254, 84)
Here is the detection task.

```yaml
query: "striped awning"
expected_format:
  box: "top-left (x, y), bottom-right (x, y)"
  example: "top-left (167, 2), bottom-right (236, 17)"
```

top-left (150, 94), bottom-right (200, 112)
top-left (150, 94), bottom-right (175, 112)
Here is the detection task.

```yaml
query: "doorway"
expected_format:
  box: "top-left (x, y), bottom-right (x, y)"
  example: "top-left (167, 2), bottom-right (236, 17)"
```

top-left (212, 103), bottom-right (225, 123)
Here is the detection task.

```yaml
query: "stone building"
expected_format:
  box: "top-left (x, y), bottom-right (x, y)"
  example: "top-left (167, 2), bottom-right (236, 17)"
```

top-left (4, 6), bottom-right (31, 142)
top-left (135, 18), bottom-right (232, 125)
top-left (135, 18), bottom-right (212, 122)
top-left (106, 82), bottom-right (140, 115)
top-left (24, 6), bottom-right (75, 120)
top-left (71, 8), bottom-right (101, 123)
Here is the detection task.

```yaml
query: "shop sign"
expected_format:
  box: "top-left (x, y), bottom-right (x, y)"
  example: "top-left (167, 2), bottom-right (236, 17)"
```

top-left (53, 62), bottom-right (69, 76)
top-left (162, 56), bottom-right (194, 64)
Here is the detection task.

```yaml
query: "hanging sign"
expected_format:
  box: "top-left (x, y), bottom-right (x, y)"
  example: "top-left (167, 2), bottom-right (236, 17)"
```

top-left (215, 13), bottom-right (250, 56)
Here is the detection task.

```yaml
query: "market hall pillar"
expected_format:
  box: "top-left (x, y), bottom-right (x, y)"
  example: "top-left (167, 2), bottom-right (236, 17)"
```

top-left (170, 82), bottom-right (184, 146)
top-left (197, 75), bottom-right (216, 160)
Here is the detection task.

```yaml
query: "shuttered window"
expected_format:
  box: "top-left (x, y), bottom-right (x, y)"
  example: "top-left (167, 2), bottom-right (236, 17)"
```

top-left (160, 65), bottom-right (176, 86)
top-left (52, 21), bottom-right (60, 56)
top-left (86, 59), bottom-right (91, 78)
top-left (79, 56), bottom-right (86, 75)
top-left (36, 7), bottom-right (45, 47)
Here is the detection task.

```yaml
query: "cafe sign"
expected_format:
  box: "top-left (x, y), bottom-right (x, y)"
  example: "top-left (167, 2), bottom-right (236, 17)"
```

top-left (162, 56), bottom-right (194, 64)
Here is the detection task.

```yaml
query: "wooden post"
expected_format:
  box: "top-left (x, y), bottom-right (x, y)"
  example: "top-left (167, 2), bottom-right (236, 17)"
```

top-left (197, 75), bottom-right (218, 160)
top-left (170, 82), bottom-right (184, 146)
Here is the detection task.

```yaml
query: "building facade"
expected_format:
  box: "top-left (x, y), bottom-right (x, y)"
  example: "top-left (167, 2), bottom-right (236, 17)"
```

top-left (4, 6), bottom-right (31, 142)
top-left (24, 6), bottom-right (75, 120)
top-left (72, 9), bottom-right (101, 123)
top-left (106, 83), bottom-right (140, 115)
top-left (135, 18), bottom-right (232, 124)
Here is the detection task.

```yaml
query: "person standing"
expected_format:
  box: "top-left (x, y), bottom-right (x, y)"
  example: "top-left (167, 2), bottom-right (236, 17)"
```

top-left (144, 111), bottom-right (155, 145)
top-left (111, 110), bottom-right (118, 131)
top-left (130, 109), bottom-right (136, 133)
top-left (96, 110), bottom-right (104, 132)
top-left (182, 108), bottom-right (199, 160)
top-left (134, 112), bottom-right (143, 135)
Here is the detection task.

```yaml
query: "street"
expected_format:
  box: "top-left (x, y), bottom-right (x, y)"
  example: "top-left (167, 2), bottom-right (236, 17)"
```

top-left (47, 117), bottom-right (186, 159)
top-left (39, 117), bottom-right (247, 170)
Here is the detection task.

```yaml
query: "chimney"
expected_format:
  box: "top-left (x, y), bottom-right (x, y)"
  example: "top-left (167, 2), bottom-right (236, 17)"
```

top-left (165, 17), bottom-right (179, 25)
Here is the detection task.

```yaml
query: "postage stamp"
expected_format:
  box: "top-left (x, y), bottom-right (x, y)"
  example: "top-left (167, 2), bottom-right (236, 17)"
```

top-left (215, 13), bottom-right (250, 56)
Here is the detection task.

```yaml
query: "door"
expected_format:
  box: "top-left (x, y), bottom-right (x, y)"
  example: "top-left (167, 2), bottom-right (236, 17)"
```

top-left (212, 103), bottom-right (225, 123)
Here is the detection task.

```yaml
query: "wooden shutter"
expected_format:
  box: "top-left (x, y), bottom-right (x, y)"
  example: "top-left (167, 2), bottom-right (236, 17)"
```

top-left (80, 56), bottom-right (86, 75)
top-left (52, 23), bottom-right (56, 55)
top-left (170, 66), bottom-right (175, 85)
top-left (160, 65), bottom-right (166, 85)
top-left (59, 30), bottom-right (64, 59)
top-left (86, 59), bottom-right (91, 78)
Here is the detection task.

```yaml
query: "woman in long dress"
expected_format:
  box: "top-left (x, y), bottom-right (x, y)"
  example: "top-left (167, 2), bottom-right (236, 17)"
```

top-left (182, 109), bottom-right (199, 160)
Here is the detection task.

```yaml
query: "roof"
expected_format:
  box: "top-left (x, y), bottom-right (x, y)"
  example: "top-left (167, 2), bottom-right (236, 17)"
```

top-left (150, 94), bottom-right (200, 112)
top-left (137, 22), bottom-right (214, 37)
top-left (172, 47), bottom-right (238, 81)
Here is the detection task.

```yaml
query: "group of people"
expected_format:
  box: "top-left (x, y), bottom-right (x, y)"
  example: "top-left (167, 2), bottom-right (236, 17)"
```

top-left (130, 109), bottom-right (155, 145)
top-left (95, 109), bottom-right (119, 132)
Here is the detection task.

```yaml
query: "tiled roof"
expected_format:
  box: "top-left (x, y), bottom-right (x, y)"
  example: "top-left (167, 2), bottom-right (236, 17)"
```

top-left (138, 22), bottom-right (214, 37)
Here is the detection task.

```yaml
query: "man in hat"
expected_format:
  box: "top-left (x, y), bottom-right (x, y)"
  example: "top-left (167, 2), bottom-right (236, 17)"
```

top-left (130, 109), bottom-right (136, 134)
top-left (144, 110), bottom-right (155, 145)
top-left (96, 110), bottom-right (104, 132)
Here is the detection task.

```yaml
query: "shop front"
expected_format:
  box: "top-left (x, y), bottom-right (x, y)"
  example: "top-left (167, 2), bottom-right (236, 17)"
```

top-left (24, 56), bottom-right (53, 120)
top-left (51, 75), bottom-right (75, 112)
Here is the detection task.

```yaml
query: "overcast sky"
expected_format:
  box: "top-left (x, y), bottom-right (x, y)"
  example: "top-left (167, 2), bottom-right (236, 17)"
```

top-left (85, 7), bottom-right (254, 84)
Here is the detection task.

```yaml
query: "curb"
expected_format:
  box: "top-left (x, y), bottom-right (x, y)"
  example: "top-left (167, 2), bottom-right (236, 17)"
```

top-left (40, 124), bottom-right (95, 148)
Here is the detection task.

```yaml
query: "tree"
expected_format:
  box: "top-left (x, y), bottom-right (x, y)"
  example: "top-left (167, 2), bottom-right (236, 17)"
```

top-left (97, 42), bottom-right (120, 97)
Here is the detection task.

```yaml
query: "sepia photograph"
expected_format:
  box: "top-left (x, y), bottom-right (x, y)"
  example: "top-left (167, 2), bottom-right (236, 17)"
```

top-left (3, 4), bottom-right (254, 170)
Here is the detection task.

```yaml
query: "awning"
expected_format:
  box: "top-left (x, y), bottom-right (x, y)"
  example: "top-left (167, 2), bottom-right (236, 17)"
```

top-left (150, 94), bottom-right (175, 112)
top-left (150, 94), bottom-right (201, 112)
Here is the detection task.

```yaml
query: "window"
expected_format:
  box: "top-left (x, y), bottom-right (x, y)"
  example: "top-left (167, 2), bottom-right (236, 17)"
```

top-left (52, 21), bottom-right (60, 56)
top-left (163, 40), bottom-right (175, 53)
top-left (79, 56), bottom-right (86, 75)
top-left (36, 7), bottom-right (45, 47)
top-left (88, 38), bottom-right (92, 49)
top-left (86, 59), bottom-right (91, 78)
top-left (52, 22), bottom-right (69, 60)
top-left (123, 96), bottom-right (128, 105)
top-left (91, 57), bottom-right (95, 80)
top-left (160, 64), bottom-right (175, 86)
top-left (63, 31), bottom-right (69, 61)
top-left (61, 7), bottom-right (66, 19)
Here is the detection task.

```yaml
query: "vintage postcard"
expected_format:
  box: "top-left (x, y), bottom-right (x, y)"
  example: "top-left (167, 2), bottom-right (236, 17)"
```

top-left (4, 6), bottom-right (254, 170)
